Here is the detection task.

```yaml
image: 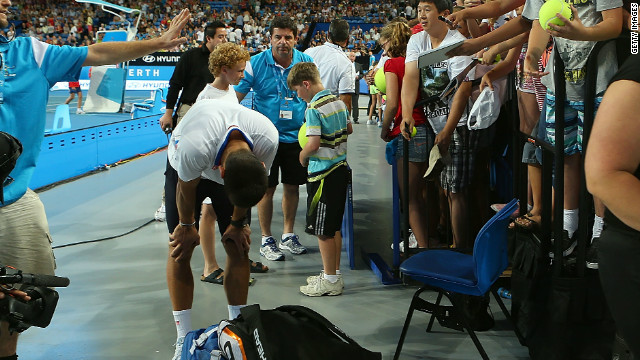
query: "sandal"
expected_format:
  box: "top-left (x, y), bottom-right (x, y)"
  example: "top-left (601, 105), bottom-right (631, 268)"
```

top-left (201, 268), bottom-right (224, 285)
top-left (513, 213), bottom-right (540, 231)
top-left (249, 259), bottom-right (269, 273)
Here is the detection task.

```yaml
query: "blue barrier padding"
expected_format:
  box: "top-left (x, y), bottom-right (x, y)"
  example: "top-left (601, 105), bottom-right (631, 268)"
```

top-left (31, 115), bottom-right (166, 189)
top-left (340, 167), bottom-right (355, 270)
top-left (45, 104), bottom-right (72, 134)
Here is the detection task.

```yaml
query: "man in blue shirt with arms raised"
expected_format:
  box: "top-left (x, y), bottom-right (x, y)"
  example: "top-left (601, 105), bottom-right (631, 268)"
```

top-left (0, 3), bottom-right (190, 358)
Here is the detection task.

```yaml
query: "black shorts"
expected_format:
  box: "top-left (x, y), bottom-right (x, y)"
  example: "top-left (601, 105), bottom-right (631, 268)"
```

top-left (305, 165), bottom-right (349, 237)
top-left (164, 160), bottom-right (249, 235)
top-left (69, 86), bottom-right (81, 94)
top-left (267, 142), bottom-right (307, 187)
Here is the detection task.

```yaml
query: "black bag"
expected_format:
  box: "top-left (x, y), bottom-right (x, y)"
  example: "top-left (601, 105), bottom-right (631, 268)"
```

top-left (218, 304), bottom-right (382, 360)
top-left (435, 293), bottom-right (495, 332)
top-left (510, 230), bottom-right (615, 359)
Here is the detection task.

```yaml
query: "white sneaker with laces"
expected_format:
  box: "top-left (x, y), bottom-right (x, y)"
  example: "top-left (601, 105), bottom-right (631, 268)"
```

top-left (260, 237), bottom-right (285, 261)
top-left (154, 203), bottom-right (166, 222)
top-left (76, 108), bottom-right (85, 114)
top-left (279, 235), bottom-right (307, 255)
top-left (307, 271), bottom-right (344, 289)
top-left (172, 336), bottom-right (184, 360)
top-left (300, 277), bottom-right (343, 296)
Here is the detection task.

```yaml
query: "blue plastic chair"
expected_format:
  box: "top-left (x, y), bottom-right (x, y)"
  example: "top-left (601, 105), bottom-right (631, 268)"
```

top-left (393, 198), bottom-right (522, 360)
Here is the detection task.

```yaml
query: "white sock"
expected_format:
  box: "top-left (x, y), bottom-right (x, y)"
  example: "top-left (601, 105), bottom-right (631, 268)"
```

top-left (527, 204), bottom-right (533, 213)
top-left (282, 233), bottom-right (295, 241)
top-left (323, 273), bottom-right (339, 283)
top-left (228, 304), bottom-right (246, 320)
top-left (563, 209), bottom-right (579, 238)
top-left (172, 309), bottom-right (192, 339)
top-left (592, 215), bottom-right (604, 241)
top-left (335, 269), bottom-right (341, 275)
top-left (261, 235), bottom-right (273, 245)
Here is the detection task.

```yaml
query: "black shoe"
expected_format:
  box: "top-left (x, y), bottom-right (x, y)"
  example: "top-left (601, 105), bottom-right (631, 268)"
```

top-left (353, 119), bottom-right (359, 124)
top-left (586, 237), bottom-right (599, 269)
top-left (548, 230), bottom-right (577, 259)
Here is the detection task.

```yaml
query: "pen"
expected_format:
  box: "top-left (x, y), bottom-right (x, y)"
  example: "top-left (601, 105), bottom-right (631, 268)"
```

top-left (438, 16), bottom-right (461, 29)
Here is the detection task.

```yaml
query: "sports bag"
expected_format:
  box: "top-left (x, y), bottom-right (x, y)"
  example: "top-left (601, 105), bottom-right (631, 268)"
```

top-left (182, 323), bottom-right (224, 360)
top-left (218, 304), bottom-right (382, 360)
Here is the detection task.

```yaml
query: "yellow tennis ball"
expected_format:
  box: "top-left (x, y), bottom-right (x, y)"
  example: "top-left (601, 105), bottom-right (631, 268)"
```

top-left (374, 69), bottom-right (386, 94)
top-left (411, 127), bottom-right (417, 138)
top-left (539, 0), bottom-right (572, 31)
top-left (298, 122), bottom-right (307, 148)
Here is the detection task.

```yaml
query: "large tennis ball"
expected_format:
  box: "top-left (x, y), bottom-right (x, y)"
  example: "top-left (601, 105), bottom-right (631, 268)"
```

top-left (539, 0), bottom-right (572, 31)
top-left (374, 69), bottom-right (387, 94)
top-left (298, 122), bottom-right (307, 148)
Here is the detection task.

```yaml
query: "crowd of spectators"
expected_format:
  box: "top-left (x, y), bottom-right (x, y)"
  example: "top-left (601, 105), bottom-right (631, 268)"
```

top-left (1, 0), bottom-right (414, 55)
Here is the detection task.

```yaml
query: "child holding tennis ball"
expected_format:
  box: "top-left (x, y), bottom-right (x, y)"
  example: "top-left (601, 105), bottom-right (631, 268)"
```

top-left (523, 0), bottom-right (622, 262)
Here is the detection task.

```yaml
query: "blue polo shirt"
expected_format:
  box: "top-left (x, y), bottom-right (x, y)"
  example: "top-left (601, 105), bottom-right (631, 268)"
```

top-left (235, 48), bottom-right (314, 143)
top-left (0, 37), bottom-right (87, 206)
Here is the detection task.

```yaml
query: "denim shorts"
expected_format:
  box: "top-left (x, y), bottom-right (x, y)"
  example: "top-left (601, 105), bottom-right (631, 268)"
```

top-left (395, 124), bottom-right (434, 163)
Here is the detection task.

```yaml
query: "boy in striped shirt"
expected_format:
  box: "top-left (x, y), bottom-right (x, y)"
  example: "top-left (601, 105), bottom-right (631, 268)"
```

top-left (287, 62), bottom-right (353, 296)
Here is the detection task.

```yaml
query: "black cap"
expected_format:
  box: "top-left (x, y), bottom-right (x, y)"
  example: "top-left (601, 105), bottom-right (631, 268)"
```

top-left (0, 132), bottom-right (22, 204)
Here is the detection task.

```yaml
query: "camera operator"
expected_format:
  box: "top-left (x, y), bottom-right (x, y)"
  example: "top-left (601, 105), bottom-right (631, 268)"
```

top-left (0, 2), bottom-right (191, 357)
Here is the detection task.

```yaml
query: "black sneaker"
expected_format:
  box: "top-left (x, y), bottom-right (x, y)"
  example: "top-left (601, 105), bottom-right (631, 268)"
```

top-left (548, 230), bottom-right (577, 259)
top-left (586, 237), bottom-right (599, 270)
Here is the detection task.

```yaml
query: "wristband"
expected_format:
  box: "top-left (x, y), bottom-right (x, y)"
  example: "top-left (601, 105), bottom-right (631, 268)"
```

top-left (229, 217), bottom-right (246, 228)
top-left (179, 221), bottom-right (196, 227)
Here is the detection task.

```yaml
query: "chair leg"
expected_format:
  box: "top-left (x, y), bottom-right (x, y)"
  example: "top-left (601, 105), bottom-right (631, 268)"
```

top-left (447, 292), bottom-right (490, 360)
top-left (490, 287), bottom-right (525, 345)
top-left (426, 291), bottom-right (443, 332)
top-left (393, 287), bottom-right (428, 360)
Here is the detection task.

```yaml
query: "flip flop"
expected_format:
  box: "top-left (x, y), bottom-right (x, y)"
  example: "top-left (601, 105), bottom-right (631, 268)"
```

top-left (250, 259), bottom-right (269, 273)
top-left (514, 213), bottom-right (540, 231)
top-left (201, 268), bottom-right (224, 285)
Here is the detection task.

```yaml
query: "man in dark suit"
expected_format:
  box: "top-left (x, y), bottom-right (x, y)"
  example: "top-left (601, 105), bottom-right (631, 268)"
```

top-left (349, 51), bottom-right (366, 124)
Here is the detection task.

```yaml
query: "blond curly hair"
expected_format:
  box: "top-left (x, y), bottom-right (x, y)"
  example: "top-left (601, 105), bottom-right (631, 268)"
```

top-left (208, 43), bottom-right (251, 77)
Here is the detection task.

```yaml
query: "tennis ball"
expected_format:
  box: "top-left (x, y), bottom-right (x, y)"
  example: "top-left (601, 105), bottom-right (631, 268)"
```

top-left (411, 127), bottom-right (417, 138)
top-left (374, 69), bottom-right (386, 94)
top-left (539, 0), bottom-right (572, 31)
top-left (298, 122), bottom-right (307, 148)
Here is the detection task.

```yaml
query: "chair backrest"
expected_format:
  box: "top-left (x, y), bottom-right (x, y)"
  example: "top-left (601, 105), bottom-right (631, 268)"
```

top-left (473, 198), bottom-right (518, 293)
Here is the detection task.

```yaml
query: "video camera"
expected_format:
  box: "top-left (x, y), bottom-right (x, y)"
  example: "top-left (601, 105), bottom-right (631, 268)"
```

top-left (0, 264), bottom-right (70, 333)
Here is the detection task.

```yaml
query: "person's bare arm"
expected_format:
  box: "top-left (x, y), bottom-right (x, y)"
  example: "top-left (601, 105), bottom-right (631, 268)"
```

top-left (547, 6), bottom-right (622, 41)
top-left (524, 20), bottom-right (551, 77)
top-left (340, 93), bottom-right (353, 114)
top-left (381, 71), bottom-right (399, 141)
top-left (447, 15), bottom-right (532, 56)
top-left (400, 60), bottom-right (420, 140)
top-left (585, 80), bottom-right (640, 231)
top-left (236, 91), bottom-right (247, 102)
top-left (84, 9), bottom-right (189, 66)
top-left (480, 32), bottom-right (528, 64)
top-left (448, 0), bottom-right (525, 27)
top-left (480, 45), bottom-right (521, 90)
top-left (169, 177), bottom-right (200, 261)
top-left (434, 81), bottom-right (472, 153)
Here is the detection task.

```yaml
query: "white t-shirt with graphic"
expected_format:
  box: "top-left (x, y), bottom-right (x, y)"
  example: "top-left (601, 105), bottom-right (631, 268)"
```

top-left (406, 30), bottom-right (475, 134)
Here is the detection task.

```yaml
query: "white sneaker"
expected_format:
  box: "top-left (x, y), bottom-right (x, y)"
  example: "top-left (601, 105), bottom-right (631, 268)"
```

top-left (260, 236), bottom-right (285, 261)
top-left (154, 203), bottom-right (166, 222)
top-left (279, 234), bottom-right (307, 255)
top-left (172, 336), bottom-right (184, 360)
top-left (366, 119), bottom-right (374, 125)
top-left (307, 271), bottom-right (344, 289)
top-left (390, 232), bottom-right (418, 252)
top-left (300, 277), bottom-right (343, 296)
top-left (76, 108), bottom-right (85, 114)
top-left (377, 121), bottom-right (382, 127)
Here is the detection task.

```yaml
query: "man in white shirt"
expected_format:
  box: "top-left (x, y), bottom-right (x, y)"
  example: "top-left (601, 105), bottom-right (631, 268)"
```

top-left (165, 100), bottom-right (278, 358)
top-left (304, 19), bottom-right (356, 116)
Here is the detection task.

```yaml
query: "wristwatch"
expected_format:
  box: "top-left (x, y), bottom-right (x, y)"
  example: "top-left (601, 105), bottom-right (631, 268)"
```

top-left (229, 216), bottom-right (247, 229)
